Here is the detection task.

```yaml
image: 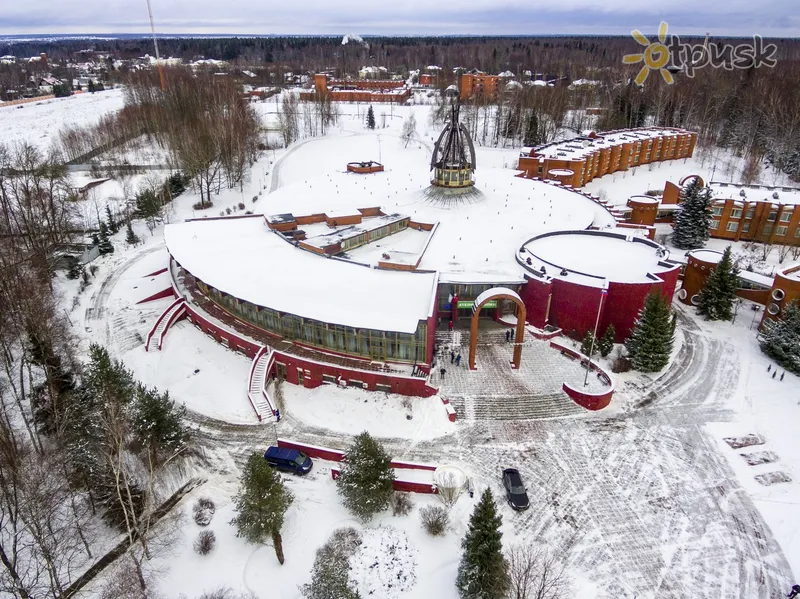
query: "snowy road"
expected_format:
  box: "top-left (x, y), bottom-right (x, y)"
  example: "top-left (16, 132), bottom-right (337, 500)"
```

top-left (175, 306), bottom-right (794, 599)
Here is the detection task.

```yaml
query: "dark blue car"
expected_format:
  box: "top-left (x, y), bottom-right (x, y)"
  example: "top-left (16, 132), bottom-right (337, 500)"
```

top-left (264, 446), bottom-right (313, 475)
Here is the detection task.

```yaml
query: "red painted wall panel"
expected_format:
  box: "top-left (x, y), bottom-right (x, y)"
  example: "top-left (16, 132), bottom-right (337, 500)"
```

top-left (548, 279), bottom-right (605, 339)
top-left (519, 277), bottom-right (552, 328)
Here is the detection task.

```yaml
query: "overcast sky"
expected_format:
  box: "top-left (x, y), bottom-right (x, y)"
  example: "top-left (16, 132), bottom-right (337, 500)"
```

top-left (1, 0), bottom-right (798, 37)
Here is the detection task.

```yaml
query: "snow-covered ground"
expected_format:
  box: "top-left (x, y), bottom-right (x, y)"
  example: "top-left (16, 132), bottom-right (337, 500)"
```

top-left (282, 385), bottom-right (455, 441)
top-left (0, 88), bottom-right (125, 152)
top-left (35, 91), bottom-right (800, 598)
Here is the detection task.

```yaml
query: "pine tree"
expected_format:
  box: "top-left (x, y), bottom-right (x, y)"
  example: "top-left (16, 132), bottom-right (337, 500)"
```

top-left (697, 246), bottom-right (740, 321)
top-left (131, 384), bottom-right (189, 463)
top-left (125, 220), bottom-right (139, 245)
top-left (580, 330), bottom-right (597, 357)
top-left (626, 292), bottom-right (676, 372)
top-left (599, 323), bottom-right (616, 357)
top-left (336, 431), bottom-right (395, 522)
top-left (91, 232), bottom-right (100, 247)
top-left (66, 256), bottom-right (83, 280)
top-left (231, 453), bottom-right (294, 564)
top-left (456, 488), bottom-right (510, 599)
top-left (97, 222), bottom-right (114, 255)
top-left (760, 301), bottom-right (800, 374)
top-left (523, 111), bottom-right (541, 146)
top-left (105, 204), bottom-right (118, 234)
top-left (366, 105), bottom-right (376, 130)
top-left (672, 178), bottom-right (712, 250)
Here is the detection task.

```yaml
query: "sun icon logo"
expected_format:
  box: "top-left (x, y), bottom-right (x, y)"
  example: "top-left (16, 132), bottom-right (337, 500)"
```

top-left (623, 21), bottom-right (675, 85)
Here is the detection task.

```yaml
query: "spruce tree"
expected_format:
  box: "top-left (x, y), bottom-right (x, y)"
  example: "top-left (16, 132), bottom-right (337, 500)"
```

top-left (231, 453), bottom-right (294, 564)
top-left (599, 323), bottom-right (616, 357)
top-left (336, 431), bottom-right (395, 522)
top-left (580, 330), bottom-right (597, 357)
top-left (760, 301), bottom-right (800, 375)
top-left (523, 111), bottom-right (541, 146)
top-left (456, 488), bottom-right (510, 599)
top-left (626, 292), bottom-right (676, 372)
top-left (125, 220), bottom-right (139, 245)
top-left (131, 384), bottom-right (189, 463)
top-left (98, 221), bottom-right (114, 255)
top-left (66, 257), bottom-right (83, 280)
top-left (697, 246), bottom-right (739, 321)
top-left (672, 178), bottom-right (712, 249)
top-left (366, 105), bottom-right (376, 130)
top-left (105, 204), bottom-right (118, 234)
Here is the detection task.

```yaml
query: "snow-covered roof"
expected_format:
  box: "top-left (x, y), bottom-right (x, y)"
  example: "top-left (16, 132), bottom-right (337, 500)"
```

top-left (569, 79), bottom-right (600, 87)
top-left (628, 195), bottom-right (659, 205)
top-left (779, 265), bottom-right (800, 283)
top-left (739, 270), bottom-right (774, 288)
top-left (521, 230), bottom-right (674, 285)
top-left (533, 128), bottom-right (692, 161)
top-left (688, 249), bottom-right (722, 264)
top-left (254, 168), bottom-right (616, 285)
top-left (710, 182), bottom-right (800, 207)
top-left (165, 216), bottom-right (437, 334)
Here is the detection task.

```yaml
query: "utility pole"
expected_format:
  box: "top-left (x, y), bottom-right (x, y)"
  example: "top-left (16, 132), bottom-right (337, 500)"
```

top-left (584, 287), bottom-right (607, 387)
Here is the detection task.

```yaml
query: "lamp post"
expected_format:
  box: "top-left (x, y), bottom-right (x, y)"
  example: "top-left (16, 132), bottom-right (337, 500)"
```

top-left (584, 287), bottom-right (607, 387)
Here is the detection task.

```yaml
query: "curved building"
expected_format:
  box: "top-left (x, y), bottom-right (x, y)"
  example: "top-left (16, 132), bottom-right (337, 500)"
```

top-left (518, 230), bottom-right (680, 341)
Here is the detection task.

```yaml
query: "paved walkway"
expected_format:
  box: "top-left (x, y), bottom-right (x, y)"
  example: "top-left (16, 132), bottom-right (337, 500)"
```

top-left (433, 325), bottom-right (607, 421)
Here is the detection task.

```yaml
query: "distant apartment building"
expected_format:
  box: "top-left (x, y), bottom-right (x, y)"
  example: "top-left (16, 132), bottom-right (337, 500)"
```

top-left (517, 127), bottom-right (698, 188)
top-left (460, 72), bottom-right (500, 101)
top-left (300, 73), bottom-right (410, 103)
top-left (706, 183), bottom-right (800, 246)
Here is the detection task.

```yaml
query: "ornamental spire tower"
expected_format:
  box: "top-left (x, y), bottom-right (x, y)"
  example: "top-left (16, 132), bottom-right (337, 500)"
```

top-left (430, 102), bottom-right (476, 188)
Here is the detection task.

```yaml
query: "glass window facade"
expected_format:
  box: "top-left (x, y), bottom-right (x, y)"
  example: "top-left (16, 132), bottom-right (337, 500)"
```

top-left (195, 274), bottom-right (428, 363)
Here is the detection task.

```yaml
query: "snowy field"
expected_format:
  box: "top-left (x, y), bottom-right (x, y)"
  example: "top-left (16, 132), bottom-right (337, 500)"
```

top-left (31, 89), bottom-right (800, 598)
top-left (0, 88), bottom-right (125, 152)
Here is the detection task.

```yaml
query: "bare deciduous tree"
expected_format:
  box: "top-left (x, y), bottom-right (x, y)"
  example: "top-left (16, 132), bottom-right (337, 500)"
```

top-left (507, 543), bottom-right (571, 599)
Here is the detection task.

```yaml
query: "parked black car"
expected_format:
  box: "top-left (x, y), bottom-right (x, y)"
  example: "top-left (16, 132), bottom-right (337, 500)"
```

top-left (264, 446), bottom-right (313, 475)
top-left (502, 468), bottom-right (530, 511)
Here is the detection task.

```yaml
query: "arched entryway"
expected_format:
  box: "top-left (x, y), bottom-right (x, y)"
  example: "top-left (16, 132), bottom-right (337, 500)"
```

top-left (469, 287), bottom-right (527, 370)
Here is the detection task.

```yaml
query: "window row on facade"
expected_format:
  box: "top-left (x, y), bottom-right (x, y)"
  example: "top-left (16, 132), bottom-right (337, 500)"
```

top-left (195, 277), bottom-right (429, 363)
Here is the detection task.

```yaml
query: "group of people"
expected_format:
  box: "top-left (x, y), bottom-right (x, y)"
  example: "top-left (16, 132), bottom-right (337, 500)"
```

top-left (439, 349), bottom-right (463, 380)
top-left (767, 364), bottom-right (787, 381)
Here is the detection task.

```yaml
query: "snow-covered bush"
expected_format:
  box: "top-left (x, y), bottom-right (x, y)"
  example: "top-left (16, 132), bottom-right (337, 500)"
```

top-left (194, 530), bottom-right (216, 555)
top-left (420, 505), bottom-right (449, 536)
top-left (391, 491), bottom-right (413, 516)
top-left (610, 347), bottom-right (632, 373)
top-left (193, 497), bottom-right (216, 526)
top-left (300, 528), bottom-right (362, 599)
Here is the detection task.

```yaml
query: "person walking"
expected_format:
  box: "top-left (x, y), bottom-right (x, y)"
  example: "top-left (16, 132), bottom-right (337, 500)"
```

top-left (448, 319), bottom-right (454, 331)
top-left (768, 364), bottom-right (772, 372)
top-left (505, 329), bottom-right (510, 342)
top-left (450, 350), bottom-right (455, 363)
top-left (440, 367), bottom-right (446, 380)
top-left (772, 370), bottom-right (777, 379)
top-left (455, 353), bottom-right (461, 367)
top-left (781, 371), bottom-right (786, 381)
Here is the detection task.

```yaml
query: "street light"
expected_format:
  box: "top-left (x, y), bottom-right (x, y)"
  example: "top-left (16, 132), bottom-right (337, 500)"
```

top-left (584, 286), bottom-right (608, 387)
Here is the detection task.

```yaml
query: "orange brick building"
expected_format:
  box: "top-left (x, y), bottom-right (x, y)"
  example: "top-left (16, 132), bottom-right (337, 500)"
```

top-left (518, 128), bottom-right (698, 188)
top-left (707, 183), bottom-right (800, 247)
top-left (762, 264), bottom-right (800, 327)
top-left (460, 73), bottom-right (500, 101)
top-left (300, 73), bottom-right (410, 103)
